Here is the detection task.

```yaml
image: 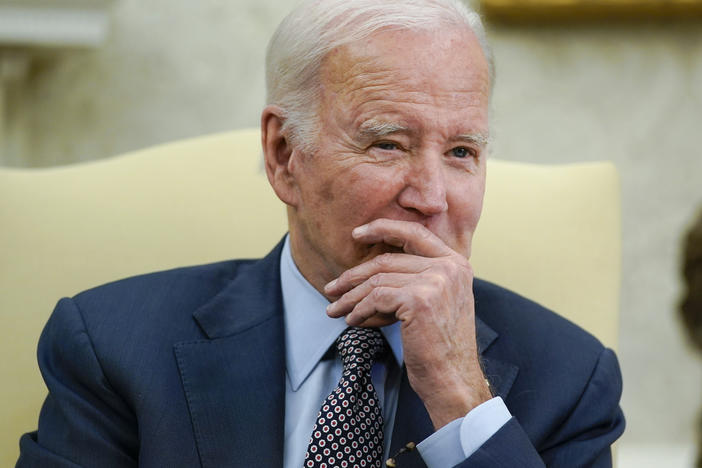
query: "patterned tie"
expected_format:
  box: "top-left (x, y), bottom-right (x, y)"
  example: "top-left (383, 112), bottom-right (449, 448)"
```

top-left (304, 327), bottom-right (387, 468)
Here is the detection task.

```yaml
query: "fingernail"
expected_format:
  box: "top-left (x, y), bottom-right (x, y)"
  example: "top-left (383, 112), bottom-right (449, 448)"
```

top-left (324, 279), bottom-right (337, 291)
top-left (352, 225), bottom-right (368, 237)
top-left (326, 303), bottom-right (335, 315)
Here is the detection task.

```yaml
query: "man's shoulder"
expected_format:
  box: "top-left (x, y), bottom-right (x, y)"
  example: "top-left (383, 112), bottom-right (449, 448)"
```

top-left (61, 257), bottom-right (271, 342)
top-left (41, 256), bottom-right (277, 373)
top-left (474, 280), bottom-right (605, 386)
top-left (473, 277), bottom-right (603, 352)
top-left (73, 258), bottom-right (254, 310)
top-left (473, 279), bottom-right (624, 448)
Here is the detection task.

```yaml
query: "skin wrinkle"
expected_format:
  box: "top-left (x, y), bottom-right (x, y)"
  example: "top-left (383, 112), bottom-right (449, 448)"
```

top-left (323, 49), bottom-right (488, 135)
top-left (336, 83), bottom-right (489, 159)
top-left (350, 104), bottom-right (486, 159)
top-left (356, 119), bottom-right (488, 173)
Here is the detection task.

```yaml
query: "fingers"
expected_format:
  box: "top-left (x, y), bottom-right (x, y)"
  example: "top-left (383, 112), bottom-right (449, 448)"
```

top-left (325, 253), bottom-right (431, 297)
top-left (325, 218), bottom-right (460, 297)
top-left (324, 218), bottom-right (472, 328)
top-left (326, 272), bottom-right (414, 320)
top-left (352, 219), bottom-right (455, 258)
top-left (341, 286), bottom-right (405, 327)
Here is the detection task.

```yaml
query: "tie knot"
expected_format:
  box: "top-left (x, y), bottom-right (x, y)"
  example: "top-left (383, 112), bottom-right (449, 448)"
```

top-left (336, 327), bottom-right (386, 372)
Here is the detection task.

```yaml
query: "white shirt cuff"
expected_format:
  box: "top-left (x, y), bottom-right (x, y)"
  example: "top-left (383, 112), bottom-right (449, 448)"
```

top-left (416, 397), bottom-right (512, 468)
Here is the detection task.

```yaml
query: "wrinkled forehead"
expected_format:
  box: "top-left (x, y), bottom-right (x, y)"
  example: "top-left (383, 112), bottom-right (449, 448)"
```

top-left (319, 26), bottom-right (490, 98)
top-left (317, 26), bottom-right (491, 136)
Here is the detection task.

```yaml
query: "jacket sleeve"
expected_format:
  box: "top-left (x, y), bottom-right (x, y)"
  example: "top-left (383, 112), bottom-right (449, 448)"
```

top-left (16, 298), bottom-right (138, 468)
top-left (454, 348), bottom-right (625, 468)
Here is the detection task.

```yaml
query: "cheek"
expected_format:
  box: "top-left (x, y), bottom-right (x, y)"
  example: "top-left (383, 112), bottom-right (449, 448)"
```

top-left (448, 178), bottom-right (485, 230)
top-left (465, 181), bottom-right (485, 222)
top-left (317, 177), bottom-right (336, 203)
top-left (305, 169), bottom-right (369, 233)
top-left (327, 166), bottom-right (400, 211)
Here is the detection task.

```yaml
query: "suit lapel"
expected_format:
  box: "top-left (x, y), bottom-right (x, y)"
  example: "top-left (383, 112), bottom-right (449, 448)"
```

top-left (389, 316), bottom-right (518, 468)
top-left (175, 243), bottom-right (286, 468)
top-left (476, 317), bottom-right (519, 401)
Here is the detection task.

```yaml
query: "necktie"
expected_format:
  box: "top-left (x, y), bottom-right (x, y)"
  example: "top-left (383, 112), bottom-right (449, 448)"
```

top-left (304, 327), bottom-right (386, 468)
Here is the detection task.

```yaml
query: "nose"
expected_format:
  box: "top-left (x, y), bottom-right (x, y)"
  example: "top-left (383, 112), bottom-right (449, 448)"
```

top-left (397, 153), bottom-right (448, 216)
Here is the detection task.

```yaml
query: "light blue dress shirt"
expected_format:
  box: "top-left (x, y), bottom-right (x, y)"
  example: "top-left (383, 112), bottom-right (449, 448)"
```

top-left (280, 236), bottom-right (511, 467)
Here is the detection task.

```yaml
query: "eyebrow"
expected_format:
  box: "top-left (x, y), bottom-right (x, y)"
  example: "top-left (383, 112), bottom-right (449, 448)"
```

top-left (454, 133), bottom-right (490, 148)
top-left (357, 119), bottom-right (490, 147)
top-left (357, 119), bottom-right (410, 140)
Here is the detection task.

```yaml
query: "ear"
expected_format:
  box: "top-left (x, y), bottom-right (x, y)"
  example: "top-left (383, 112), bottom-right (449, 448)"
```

top-left (261, 105), bottom-right (300, 207)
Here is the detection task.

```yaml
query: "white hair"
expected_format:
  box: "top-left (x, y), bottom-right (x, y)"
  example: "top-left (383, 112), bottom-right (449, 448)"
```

top-left (265, 0), bottom-right (494, 155)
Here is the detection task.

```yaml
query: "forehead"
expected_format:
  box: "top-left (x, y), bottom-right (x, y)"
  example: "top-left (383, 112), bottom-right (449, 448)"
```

top-left (318, 26), bottom-right (490, 134)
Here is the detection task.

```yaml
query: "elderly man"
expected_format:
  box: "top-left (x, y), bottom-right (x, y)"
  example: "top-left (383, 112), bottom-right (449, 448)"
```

top-left (17, 0), bottom-right (624, 467)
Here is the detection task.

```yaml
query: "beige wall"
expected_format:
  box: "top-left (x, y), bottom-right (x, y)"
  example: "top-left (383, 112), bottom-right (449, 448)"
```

top-left (488, 22), bottom-right (702, 449)
top-left (2, 0), bottom-right (701, 451)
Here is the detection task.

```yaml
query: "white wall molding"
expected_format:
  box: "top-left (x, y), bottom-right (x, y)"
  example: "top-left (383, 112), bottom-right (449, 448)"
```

top-left (0, 0), bottom-right (114, 48)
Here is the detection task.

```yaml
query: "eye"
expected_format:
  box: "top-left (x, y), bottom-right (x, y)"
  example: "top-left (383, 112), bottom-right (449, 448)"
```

top-left (375, 141), bottom-right (399, 151)
top-left (450, 146), bottom-right (475, 159)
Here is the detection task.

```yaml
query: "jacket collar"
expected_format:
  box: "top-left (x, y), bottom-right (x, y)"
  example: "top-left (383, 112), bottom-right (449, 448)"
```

top-left (192, 241), bottom-right (285, 340)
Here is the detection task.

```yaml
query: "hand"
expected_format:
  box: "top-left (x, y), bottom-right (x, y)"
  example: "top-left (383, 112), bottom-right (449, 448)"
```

top-left (325, 218), bottom-right (492, 429)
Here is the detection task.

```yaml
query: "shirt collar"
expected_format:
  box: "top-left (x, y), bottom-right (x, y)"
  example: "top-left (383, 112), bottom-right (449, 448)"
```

top-left (281, 235), bottom-right (403, 391)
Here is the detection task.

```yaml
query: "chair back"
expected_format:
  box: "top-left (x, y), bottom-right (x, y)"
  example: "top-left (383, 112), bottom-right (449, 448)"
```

top-left (0, 128), bottom-right (621, 466)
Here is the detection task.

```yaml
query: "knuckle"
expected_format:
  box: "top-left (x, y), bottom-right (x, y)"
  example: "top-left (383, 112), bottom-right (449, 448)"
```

top-left (445, 256), bottom-right (471, 278)
top-left (453, 253), bottom-right (472, 270)
top-left (423, 272), bottom-right (440, 288)
top-left (347, 274), bottom-right (364, 288)
top-left (369, 273), bottom-right (385, 288)
top-left (369, 286), bottom-right (388, 302)
top-left (407, 285), bottom-right (430, 307)
top-left (342, 270), bottom-right (364, 288)
top-left (336, 270), bottom-right (351, 285)
top-left (424, 265), bottom-right (449, 288)
top-left (374, 253), bottom-right (393, 268)
top-left (407, 292), bottom-right (428, 312)
top-left (444, 262), bottom-right (461, 278)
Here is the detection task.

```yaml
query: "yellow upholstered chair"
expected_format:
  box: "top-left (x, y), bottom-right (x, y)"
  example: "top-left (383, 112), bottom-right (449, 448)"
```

top-left (0, 128), bottom-right (621, 466)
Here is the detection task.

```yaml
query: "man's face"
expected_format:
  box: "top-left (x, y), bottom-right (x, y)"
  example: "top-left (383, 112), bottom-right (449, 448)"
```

top-left (286, 26), bottom-right (490, 291)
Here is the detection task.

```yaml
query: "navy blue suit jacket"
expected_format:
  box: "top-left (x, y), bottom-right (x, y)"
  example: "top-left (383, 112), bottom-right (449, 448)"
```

top-left (17, 242), bottom-right (624, 467)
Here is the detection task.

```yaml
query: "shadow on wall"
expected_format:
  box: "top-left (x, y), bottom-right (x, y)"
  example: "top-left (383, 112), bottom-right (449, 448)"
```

top-left (679, 207), bottom-right (702, 468)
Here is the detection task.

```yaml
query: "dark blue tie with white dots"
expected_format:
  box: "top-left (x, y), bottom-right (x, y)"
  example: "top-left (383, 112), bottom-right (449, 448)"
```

top-left (304, 327), bottom-right (386, 468)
